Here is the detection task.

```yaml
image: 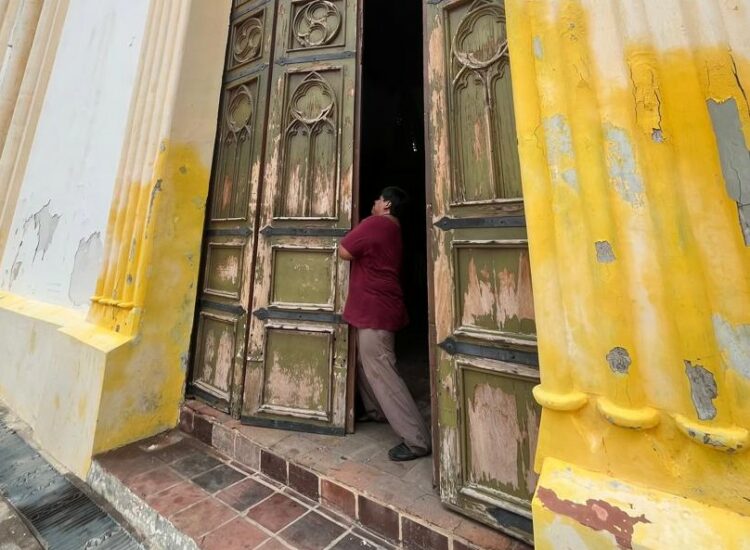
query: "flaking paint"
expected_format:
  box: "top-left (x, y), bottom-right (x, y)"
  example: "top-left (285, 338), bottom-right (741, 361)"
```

top-left (505, 0), bottom-right (750, 545)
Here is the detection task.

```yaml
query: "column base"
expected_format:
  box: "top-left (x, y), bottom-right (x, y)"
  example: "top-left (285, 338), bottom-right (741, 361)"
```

top-left (533, 457), bottom-right (750, 549)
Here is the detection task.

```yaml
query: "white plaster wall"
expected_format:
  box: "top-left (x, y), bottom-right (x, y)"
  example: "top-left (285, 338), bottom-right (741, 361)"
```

top-left (0, 0), bottom-right (150, 309)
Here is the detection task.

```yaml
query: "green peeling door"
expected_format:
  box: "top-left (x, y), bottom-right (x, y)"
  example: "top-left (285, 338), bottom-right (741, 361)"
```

top-left (240, 0), bottom-right (359, 434)
top-left (424, 0), bottom-right (540, 543)
top-left (191, 0), bottom-right (279, 415)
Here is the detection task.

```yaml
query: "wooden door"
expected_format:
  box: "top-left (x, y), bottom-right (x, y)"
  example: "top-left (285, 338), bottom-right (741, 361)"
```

top-left (424, 0), bottom-right (539, 543)
top-left (240, 0), bottom-right (359, 435)
top-left (191, 0), bottom-right (278, 415)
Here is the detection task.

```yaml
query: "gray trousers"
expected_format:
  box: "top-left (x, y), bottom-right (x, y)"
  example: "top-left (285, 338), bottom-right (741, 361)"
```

top-left (357, 328), bottom-right (431, 453)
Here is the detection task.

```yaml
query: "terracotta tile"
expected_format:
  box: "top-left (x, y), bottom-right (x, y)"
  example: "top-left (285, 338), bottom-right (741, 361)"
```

top-left (213, 424), bottom-right (236, 458)
top-left (288, 464), bottom-right (319, 501)
top-left (401, 454), bottom-right (436, 494)
top-left (256, 538), bottom-right (291, 550)
top-left (230, 459), bottom-right (257, 476)
top-left (351, 527), bottom-right (396, 550)
top-left (453, 519), bottom-right (520, 550)
top-left (217, 478), bottom-right (274, 512)
top-left (192, 464), bottom-right (246, 493)
top-left (327, 461), bottom-right (381, 492)
top-left (127, 465), bottom-right (183, 499)
top-left (136, 430), bottom-right (185, 453)
top-left (200, 517), bottom-right (267, 550)
top-left (320, 480), bottom-right (356, 518)
top-left (145, 481), bottom-right (209, 518)
top-left (279, 511), bottom-right (346, 550)
top-left (406, 494), bottom-right (462, 532)
top-left (365, 473), bottom-right (422, 510)
top-left (313, 505), bottom-right (350, 527)
top-left (270, 433), bottom-right (324, 460)
top-left (401, 517), bottom-right (448, 550)
top-left (246, 493), bottom-right (307, 533)
top-left (293, 448), bottom-right (347, 473)
top-left (172, 452), bottom-right (223, 478)
top-left (453, 541), bottom-right (476, 550)
top-left (260, 450), bottom-right (287, 484)
top-left (179, 407), bottom-right (194, 433)
top-left (97, 446), bottom-right (163, 482)
top-left (255, 473), bottom-right (285, 491)
top-left (152, 439), bottom-right (201, 464)
top-left (170, 498), bottom-right (237, 539)
top-left (358, 497), bottom-right (399, 543)
top-left (193, 415), bottom-right (214, 445)
top-left (235, 437), bottom-right (262, 470)
top-left (330, 533), bottom-right (381, 550)
top-left (282, 487), bottom-right (318, 509)
top-left (235, 424), bottom-right (292, 448)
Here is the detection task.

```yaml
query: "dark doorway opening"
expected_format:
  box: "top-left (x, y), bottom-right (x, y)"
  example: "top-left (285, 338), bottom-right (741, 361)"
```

top-left (358, 2), bottom-right (429, 422)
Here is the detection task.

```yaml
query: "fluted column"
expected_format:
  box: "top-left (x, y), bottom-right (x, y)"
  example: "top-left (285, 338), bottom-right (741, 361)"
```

top-left (507, 0), bottom-right (750, 521)
top-left (89, 0), bottom-right (190, 335)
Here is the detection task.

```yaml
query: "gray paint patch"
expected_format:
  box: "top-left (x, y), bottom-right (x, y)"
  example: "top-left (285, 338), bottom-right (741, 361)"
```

top-left (606, 347), bottom-right (631, 374)
top-left (31, 201), bottom-right (61, 262)
top-left (713, 314), bottom-right (750, 379)
top-left (595, 240), bottom-right (616, 263)
top-left (651, 129), bottom-right (664, 143)
top-left (562, 168), bottom-right (578, 186)
top-left (68, 232), bottom-right (104, 307)
top-left (685, 360), bottom-right (718, 421)
top-left (604, 124), bottom-right (645, 206)
top-left (533, 36), bottom-right (544, 59)
top-left (544, 115), bottom-right (578, 188)
top-left (707, 98), bottom-right (750, 245)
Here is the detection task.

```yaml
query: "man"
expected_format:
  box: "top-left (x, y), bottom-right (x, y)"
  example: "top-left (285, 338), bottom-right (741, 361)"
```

top-left (338, 187), bottom-right (431, 461)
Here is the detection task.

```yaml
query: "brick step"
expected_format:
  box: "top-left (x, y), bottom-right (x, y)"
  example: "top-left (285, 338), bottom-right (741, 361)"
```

top-left (91, 429), bottom-right (395, 550)
top-left (181, 400), bottom-right (529, 550)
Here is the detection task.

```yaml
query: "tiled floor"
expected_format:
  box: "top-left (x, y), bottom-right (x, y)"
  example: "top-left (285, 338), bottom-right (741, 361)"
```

top-left (97, 430), bottom-right (393, 549)
top-left (181, 400), bottom-right (531, 550)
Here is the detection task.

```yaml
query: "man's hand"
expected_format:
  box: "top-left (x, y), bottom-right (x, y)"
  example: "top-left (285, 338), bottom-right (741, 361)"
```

top-left (338, 244), bottom-right (353, 261)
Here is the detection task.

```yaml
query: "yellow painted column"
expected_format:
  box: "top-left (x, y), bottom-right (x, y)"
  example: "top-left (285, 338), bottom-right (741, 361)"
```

top-left (506, 0), bottom-right (750, 547)
top-left (83, 0), bottom-right (231, 453)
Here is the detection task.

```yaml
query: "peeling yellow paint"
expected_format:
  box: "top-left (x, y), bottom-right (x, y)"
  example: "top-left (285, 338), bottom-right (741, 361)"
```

top-left (506, 0), bottom-right (750, 543)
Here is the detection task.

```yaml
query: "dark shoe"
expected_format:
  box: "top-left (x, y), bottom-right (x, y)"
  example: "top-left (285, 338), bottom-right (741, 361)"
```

top-left (388, 443), bottom-right (430, 462)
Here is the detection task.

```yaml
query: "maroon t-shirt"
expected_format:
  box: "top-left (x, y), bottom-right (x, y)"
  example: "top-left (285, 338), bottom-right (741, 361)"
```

top-left (341, 215), bottom-right (408, 331)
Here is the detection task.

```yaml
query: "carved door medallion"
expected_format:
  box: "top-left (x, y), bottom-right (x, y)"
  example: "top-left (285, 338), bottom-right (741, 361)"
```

top-left (424, 0), bottom-right (539, 543)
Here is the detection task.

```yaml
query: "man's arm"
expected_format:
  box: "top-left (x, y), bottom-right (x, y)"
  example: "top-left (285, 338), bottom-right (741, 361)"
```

top-left (338, 244), bottom-right (354, 261)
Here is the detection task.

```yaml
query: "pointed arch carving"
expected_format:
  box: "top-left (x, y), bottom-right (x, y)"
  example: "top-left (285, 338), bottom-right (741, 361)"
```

top-left (276, 70), bottom-right (340, 219)
top-left (448, 0), bottom-right (521, 204)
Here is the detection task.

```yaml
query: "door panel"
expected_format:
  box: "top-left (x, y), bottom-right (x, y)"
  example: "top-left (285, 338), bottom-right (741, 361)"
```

top-left (424, 0), bottom-right (538, 543)
top-left (241, 0), bottom-right (359, 435)
top-left (191, 0), bottom-right (278, 414)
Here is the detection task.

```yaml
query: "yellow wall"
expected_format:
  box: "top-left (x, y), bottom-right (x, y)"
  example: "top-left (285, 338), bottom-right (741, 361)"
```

top-left (506, 0), bottom-right (750, 545)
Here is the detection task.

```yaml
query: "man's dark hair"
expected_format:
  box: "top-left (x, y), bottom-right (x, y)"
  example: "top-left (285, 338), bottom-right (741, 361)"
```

top-left (381, 186), bottom-right (409, 219)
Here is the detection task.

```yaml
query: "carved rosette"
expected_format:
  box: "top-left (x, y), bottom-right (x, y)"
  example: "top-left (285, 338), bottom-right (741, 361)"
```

top-left (292, 0), bottom-right (342, 49)
top-left (231, 13), bottom-right (264, 68)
